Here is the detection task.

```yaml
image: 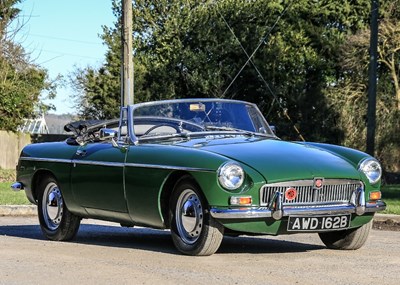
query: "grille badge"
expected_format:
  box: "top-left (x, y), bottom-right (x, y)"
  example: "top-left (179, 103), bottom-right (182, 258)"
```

top-left (285, 187), bottom-right (297, 201)
top-left (314, 178), bottom-right (324, 189)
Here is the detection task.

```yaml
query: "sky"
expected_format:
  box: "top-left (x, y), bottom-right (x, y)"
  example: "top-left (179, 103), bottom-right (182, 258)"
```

top-left (14, 0), bottom-right (116, 114)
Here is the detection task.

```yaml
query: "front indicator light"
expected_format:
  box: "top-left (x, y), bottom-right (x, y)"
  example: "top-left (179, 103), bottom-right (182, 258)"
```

top-left (230, 196), bottom-right (252, 206)
top-left (369, 191), bottom-right (382, 201)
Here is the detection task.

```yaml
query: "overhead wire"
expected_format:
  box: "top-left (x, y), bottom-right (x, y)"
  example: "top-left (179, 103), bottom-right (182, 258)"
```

top-left (219, 2), bottom-right (290, 98)
top-left (212, 0), bottom-right (305, 141)
top-left (28, 33), bottom-right (102, 45)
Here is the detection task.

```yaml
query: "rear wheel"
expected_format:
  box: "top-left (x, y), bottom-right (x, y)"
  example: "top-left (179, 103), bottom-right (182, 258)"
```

top-left (37, 176), bottom-right (81, 241)
top-left (170, 177), bottom-right (224, 256)
top-left (318, 220), bottom-right (372, 250)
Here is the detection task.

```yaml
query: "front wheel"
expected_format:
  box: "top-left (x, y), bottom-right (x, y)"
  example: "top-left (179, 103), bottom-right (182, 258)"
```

top-left (318, 220), bottom-right (372, 250)
top-left (37, 176), bottom-right (81, 241)
top-left (170, 177), bottom-right (224, 256)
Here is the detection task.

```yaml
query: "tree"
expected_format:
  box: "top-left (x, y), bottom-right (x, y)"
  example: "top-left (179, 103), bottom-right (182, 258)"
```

top-left (0, 0), bottom-right (55, 131)
top-left (72, 0), bottom-right (375, 144)
top-left (325, 0), bottom-right (400, 173)
top-left (379, 19), bottom-right (400, 111)
top-left (127, 0), bottom-right (372, 142)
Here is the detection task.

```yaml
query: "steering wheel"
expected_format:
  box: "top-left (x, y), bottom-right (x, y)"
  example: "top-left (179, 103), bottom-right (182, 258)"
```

top-left (143, 123), bottom-right (182, 135)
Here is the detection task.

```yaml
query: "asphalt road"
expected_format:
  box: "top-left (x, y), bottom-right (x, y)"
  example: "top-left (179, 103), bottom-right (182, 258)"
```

top-left (1, 216), bottom-right (399, 285)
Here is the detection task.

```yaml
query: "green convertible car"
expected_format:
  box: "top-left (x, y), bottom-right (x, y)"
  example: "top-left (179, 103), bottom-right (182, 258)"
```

top-left (12, 98), bottom-right (386, 255)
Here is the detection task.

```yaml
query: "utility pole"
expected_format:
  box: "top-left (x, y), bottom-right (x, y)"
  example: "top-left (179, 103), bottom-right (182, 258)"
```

top-left (366, 0), bottom-right (379, 156)
top-left (121, 0), bottom-right (134, 107)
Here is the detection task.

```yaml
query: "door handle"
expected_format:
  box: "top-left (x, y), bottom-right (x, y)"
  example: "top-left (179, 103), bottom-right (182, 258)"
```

top-left (75, 150), bottom-right (87, 156)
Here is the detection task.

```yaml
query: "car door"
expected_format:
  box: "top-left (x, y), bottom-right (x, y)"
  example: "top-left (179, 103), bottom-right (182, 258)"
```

top-left (70, 141), bottom-right (128, 213)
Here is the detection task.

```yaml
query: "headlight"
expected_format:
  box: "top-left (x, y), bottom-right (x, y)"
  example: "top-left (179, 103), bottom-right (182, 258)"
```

top-left (218, 162), bottom-right (244, 190)
top-left (359, 158), bottom-right (382, 184)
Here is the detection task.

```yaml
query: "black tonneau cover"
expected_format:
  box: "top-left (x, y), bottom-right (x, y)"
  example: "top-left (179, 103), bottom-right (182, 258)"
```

top-left (64, 119), bottom-right (118, 136)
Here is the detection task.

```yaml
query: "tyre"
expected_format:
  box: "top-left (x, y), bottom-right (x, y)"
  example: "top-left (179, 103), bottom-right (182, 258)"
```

top-left (318, 220), bottom-right (372, 250)
top-left (37, 176), bottom-right (81, 241)
top-left (169, 176), bottom-right (224, 256)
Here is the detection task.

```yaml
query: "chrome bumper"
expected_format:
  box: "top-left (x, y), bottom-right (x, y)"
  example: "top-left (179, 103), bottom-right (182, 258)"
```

top-left (10, 182), bottom-right (24, 192)
top-left (210, 188), bottom-right (386, 220)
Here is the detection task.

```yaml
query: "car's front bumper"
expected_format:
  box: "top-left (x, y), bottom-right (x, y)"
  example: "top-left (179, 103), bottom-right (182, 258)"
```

top-left (210, 188), bottom-right (386, 220)
top-left (210, 201), bottom-right (386, 219)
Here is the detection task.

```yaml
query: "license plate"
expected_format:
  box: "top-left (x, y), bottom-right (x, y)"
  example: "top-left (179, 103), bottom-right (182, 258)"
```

top-left (287, 215), bottom-right (351, 232)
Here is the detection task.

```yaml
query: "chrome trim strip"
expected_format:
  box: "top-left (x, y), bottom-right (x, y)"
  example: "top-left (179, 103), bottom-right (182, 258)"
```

top-left (125, 163), bottom-right (215, 173)
top-left (20, 157), bottom-right (72, 164)
top-left (20, 157), bottom-right (123, 168)
top-left (131, 98), bottom-right (256, 109)
top-left (19, 157), bottom-right (214, 172)
top-left (210, 201), bottom-right (386, 220)
top-left (72, 160), bottom-right (124, 167)
top-left (262, 179), bottom-right (361, 187)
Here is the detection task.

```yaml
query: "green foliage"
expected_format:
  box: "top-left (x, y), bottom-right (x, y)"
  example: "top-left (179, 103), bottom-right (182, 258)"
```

top-left (0, 0), bottom-right (55, 131)
top-left (71, 0), bottom-right (398, 172)
top-left (0, 56), bottom-right (52, 131)
top-left (325, 0), bottom-right (400, 172)
top-left (0, 0), bottom-right (20, 33)
top-left (126, 0), bottom-right (372, 142)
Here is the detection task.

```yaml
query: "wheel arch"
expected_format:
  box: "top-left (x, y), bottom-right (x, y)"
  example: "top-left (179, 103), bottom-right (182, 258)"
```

top-left (160, 171), bottom-right (205, 228)
top-left (31, 169), bottom-right (57, 202)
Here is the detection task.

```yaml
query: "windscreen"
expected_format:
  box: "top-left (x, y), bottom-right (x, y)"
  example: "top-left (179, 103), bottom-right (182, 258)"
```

top-left (132, 100), bottom-right (273, 137)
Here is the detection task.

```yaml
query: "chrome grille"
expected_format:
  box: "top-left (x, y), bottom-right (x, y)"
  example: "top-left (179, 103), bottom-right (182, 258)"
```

top-left (260, 179), bottom-right (363, 206)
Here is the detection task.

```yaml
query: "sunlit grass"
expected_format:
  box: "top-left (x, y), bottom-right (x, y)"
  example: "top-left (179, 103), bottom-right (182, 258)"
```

top-left (381, 185), bottom-right (400, 215)
top-left (0, 182), bottom-right (31, 205)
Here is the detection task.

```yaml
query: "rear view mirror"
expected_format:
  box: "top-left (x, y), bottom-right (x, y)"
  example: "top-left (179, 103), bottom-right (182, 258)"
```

top-left (189, 103), bottom-right (206, 112)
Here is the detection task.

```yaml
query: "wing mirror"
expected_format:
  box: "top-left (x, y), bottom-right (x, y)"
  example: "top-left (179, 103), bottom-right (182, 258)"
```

top-left (270, 125), bottom-right (276, 135)
top-left (99, 128), bottom-right (119, 147)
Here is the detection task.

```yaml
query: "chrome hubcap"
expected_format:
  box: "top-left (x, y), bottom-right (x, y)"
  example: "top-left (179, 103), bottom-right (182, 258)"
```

top-left (42, 182), bottom-right (63, 231)
top-left (176, 189), bottom-right (203, 245)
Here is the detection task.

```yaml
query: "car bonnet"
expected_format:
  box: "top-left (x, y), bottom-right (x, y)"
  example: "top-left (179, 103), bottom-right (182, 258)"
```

top-left (178, 137), bottom-right (361, 183)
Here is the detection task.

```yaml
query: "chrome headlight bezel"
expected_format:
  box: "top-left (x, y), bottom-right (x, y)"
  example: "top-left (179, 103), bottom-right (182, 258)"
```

top-left (358, 158), bottom-right (382, 184)
top-left (218, 162), bottom-right (245, 191)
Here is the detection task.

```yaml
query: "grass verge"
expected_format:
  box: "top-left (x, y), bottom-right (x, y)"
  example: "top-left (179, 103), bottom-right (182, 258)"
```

top-left (0, 182), bottom-right (31, 205)
top-left (381, 185), bottom-right (400, 215)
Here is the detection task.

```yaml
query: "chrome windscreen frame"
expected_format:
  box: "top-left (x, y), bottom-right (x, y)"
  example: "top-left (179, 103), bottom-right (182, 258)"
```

top-left (126, 105), bottom-right (138, 145)
top-left (124, 98), bottom-right (277, 145)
